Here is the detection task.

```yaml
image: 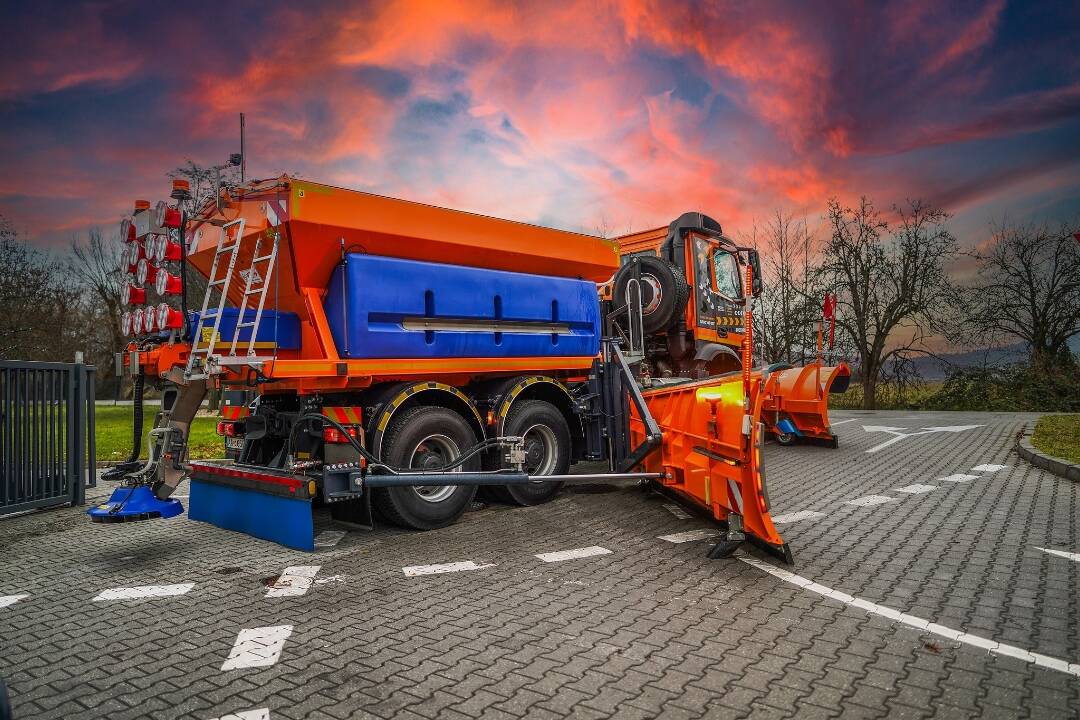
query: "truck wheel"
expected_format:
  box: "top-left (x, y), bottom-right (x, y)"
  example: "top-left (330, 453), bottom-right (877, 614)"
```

top-left (490, 400), bottom-right (570, 506)
top-left (613, 256), bottom-right (689, 335)
top-left (373, 406), bottom-right (479, 530)
top-left (775, 430), bottom-right (797, 446)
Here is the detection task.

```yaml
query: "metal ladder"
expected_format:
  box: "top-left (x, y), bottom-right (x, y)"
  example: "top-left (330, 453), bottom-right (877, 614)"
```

top-left (184, 218), bottom-right (246, 380)
top-left (228, 230), bottom-right (279, 358)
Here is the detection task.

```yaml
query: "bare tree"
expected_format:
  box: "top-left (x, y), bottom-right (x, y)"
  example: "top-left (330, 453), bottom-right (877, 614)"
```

top-left (967, 219), bottom-right (1080, 367)
top-left (822, 197), bottom-right (958, 409)
top-left (748, 210), bottom-right (822, 366)
top-left (69, 228), bottom-right (127, 394)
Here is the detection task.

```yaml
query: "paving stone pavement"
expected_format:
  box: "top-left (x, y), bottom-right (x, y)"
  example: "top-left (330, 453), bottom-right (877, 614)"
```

top-left (0, 410), bottom-right (1077, 719)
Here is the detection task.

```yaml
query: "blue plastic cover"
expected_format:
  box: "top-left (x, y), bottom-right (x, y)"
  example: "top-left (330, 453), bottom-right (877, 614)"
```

top-left (187, 308), bottom-right (301, 350)
top-left (324, 254), bottom-right (601, 359)
top-left (87, 486), bottom-right (184, 523)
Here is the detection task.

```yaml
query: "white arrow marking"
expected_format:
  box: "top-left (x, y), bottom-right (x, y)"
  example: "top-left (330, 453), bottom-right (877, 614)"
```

top-left (921, 425), bottom-right (984, 433)
top-left (402, 561), bottom-right (495, 576)
top-left (535, 546), bottom-right (612, 563)
top-left (94, 584), bottom-right (194, 601)
top-left (739, 555), bottom-right (1080, 678)
top-left (0, 594), bottom-right (29, 609)
top-left (863, 424), bottom-right (983, 453)
top-left (972, 464), bottom-right (1007, 472)
top-left (1037, 547), bottom-right (1080, 563)
top-left (862, 425), bottom-right (908, 433)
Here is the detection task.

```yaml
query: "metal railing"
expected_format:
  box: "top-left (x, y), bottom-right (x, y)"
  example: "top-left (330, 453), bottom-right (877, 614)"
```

top-left (0, 361), bottom-right (96, 516)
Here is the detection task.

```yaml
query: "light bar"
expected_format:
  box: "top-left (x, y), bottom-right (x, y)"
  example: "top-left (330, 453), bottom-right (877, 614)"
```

top-left (121, 311), bottom-right (133, 336)
top-left (120, 218), bottom-right (135, 243)
top-left (132, 307), bottom-right (145, 335)
top-left (155, 269), bottom-right (182, 295)
top-left (156, 303), bottom-right (183, 330)
top-left (143, 305), bottom-right (158, 333)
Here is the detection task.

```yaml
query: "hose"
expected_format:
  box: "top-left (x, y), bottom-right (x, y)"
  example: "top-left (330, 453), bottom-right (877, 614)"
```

top-left (101, 369), bottom-right (145, 481)
top-left (288, 412), bottom-right (513, 475)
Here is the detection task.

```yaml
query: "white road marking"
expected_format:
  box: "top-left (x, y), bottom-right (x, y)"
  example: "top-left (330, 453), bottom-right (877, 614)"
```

top-left (402, 561), bottom-right (495, 576)
top-left (739, 555), bottom-right (1080, 677)
top-left (939, 473), bottom-right (981, 483)
top-left (314, 575), bottom-right (346, 584)
top-left (663, 503), bottom-right (692, 519)
top-left (830, 419), bottom-right (857, 426)
top-left (0, 594), bottom-right (29, 609)
top-left (772, 510), bottom-right (826, 524)
top-left (844, 495), bottom-right (897, 507)
top-left (265, 566), bottom-right (320, 598)
top-left (221, 625), bottom-right (293, 671)
top-left (535, 546), bottom-right (612, 563)
top-left (893, 484), bottom-right (939, 494)
top-left (314, 530), bottom-right (346, 548)
top-left (1036, 547), bottom-right (1080, 563)
top-left (658, 528), bottom-right (720, 543)
top-left (972, 464), bottom-right (1007, 472)
top-left (209, 709), bottom-right (270, 720)
top-left (93, 583), bottom-right (194, 601)
top-left (863, 424), bottom-right (983, 454)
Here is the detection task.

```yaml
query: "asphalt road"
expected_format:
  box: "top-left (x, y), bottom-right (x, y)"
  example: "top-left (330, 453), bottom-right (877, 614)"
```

top-left (0, 410), bottom-right (1076, 719)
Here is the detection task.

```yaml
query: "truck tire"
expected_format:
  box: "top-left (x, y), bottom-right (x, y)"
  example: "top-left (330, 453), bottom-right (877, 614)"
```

top-left (613, 256), bottom-right (689, 335)
top-left (373, 406), bottom-right (479, 530)
top-left (490, 400), bottom-right (570, 506)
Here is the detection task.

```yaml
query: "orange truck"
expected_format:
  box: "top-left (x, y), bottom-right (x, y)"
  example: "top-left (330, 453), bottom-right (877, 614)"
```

top-left (91, 176), bottom-right (837, 561)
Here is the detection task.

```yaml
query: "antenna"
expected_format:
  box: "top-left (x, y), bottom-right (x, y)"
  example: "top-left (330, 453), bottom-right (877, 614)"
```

top-left (240, 112), bottom-right (246, 183)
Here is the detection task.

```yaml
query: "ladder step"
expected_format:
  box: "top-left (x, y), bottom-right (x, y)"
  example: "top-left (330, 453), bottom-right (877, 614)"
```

top-left (216, 243), bottom-right (239, 255)
top-left (244, 288), bottom-right (263, 296)
top-left (253, 254), bottom-right (275, 262)
top-left (236, 321), bottom-right (257, 329)
top-left (207, 279), bottom-right (227, 287)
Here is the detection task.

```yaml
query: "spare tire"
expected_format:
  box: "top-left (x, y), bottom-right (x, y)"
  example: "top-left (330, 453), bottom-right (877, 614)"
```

top-left (613, 256), bottom-right (689, 334)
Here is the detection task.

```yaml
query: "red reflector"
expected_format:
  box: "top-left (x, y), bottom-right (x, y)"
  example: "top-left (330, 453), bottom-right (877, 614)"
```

top-left (323, 426), bottom-right (358, 443)
top-left (216, 421), bottom-right (226, 436)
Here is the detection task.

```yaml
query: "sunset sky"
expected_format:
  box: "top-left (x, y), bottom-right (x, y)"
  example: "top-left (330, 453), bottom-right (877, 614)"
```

top-left (1, 0), bottom-right (1078, 250)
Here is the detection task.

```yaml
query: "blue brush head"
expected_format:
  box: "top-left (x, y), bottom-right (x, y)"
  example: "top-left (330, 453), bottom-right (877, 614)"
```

top-left (88, 485), bottom-right (184, 523)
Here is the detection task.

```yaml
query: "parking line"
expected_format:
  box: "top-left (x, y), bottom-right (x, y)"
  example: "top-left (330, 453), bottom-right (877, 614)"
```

top-left (830, 419), bottom-right (857, 426)
top-left (893, 484), bottom-right (939, 494)
top-left (265, 566), bottom-right (320, 598)
top-left (972, 464), bottom-right (1007, 472)
top-left (739, 555), bottom-right (1080, 678)
top-left (209, 709), bottom-right (270, 720)
top-left (658, 528), bottom-right (720, 543)
top-left (844, 495), bottom-right (896, 507)
top-left (1036, 547), bottom-right (1080, 563)
top-left (221, 625), bottom-right (293, 671)
top-left (663, 503), bottom-right (692, 519)
top-left (93, 584), bottom-right (194, 601)
top-left (939, 473), bottom-right (980, 483)
top-left (772, 510), bottom-right (826, 524)
top-left (314, 530), bottom-right (347, 548)
top-left (402, 561), bottom-right (495, 576)
top-left (0, 594), bottom-right (28, 609)
top-left (535, 546), bottom-right (612, 563)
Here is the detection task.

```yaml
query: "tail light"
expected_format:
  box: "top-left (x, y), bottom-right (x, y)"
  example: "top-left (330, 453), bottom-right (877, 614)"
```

top-left (122, 284), bottom-right (146, 305)
top-left (155, 270), bottom-right (182, 295)
top-left (125, 242), bottom-right (144, 270)
top-left (120, 218), bottom-right (135, 243)
top-left (216, 421), bottom-right (237, 437)
top-left (136, 258), bottom-right (158, 285)
top-left (156, 303), bottom-right (183, 330)
top-left (121, 311), bottom-right (133, 336)
top-left (153, 200), bottom-right (182, 229)
top-left (323, 426), bottom-right (360, 444)
top-left (132, 307), bottom-right (145, 335)
top-left (148, 235), bottom-right (181, 262)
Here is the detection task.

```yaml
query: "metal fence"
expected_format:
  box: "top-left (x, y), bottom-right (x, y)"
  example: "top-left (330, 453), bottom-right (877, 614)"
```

top-left (0, 361), bottom-right (96, 517)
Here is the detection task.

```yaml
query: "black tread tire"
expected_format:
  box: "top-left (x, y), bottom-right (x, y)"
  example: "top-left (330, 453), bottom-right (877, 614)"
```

top-left (775, 431), bottom-right (797, 446)
top-left (613, 256), bottom-right (689, 335)
top-left (372, 406), bottom-right (479, 530)
top-left (489, 400), bottom-right (570, 506)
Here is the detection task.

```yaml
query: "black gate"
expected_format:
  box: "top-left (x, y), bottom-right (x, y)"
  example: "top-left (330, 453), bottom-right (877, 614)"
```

top-left (0, 361), bottom-right (96, 516)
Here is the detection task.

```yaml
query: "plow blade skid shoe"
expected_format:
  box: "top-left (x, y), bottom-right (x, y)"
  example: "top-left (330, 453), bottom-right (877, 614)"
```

top-left (763, 362), bottom-right (850, 444)
top-left (88, 486), bottom-right (184, 523)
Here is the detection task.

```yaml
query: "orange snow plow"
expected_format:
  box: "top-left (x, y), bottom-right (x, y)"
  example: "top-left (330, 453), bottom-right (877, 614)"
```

top-left (762, 361), bottom-right (851, 447)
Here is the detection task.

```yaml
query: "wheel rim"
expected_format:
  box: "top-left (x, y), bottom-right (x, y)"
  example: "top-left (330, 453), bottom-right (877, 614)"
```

top-left (520, 423), bottom-right (558, 476)
top-left (777, 432), bottom-right (794, 444)
top-left (407, 434), bottom-right (461, 503)
top-left (640, 275), bottom-right (663, 315)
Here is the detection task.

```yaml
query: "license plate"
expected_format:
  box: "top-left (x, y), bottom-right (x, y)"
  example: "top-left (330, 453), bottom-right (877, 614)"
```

top-left (225, 437), bottom-right (245, 451)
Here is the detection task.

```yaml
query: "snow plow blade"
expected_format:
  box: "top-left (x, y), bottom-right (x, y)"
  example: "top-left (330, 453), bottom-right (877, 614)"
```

top-left (762, 362), bottom-right (851, 447)
top-left (629, 371), bottom-right (792, 564)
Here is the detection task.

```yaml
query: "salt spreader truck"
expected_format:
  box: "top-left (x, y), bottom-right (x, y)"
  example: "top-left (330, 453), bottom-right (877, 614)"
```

top-left (93, 176), bottom-right (846, 562)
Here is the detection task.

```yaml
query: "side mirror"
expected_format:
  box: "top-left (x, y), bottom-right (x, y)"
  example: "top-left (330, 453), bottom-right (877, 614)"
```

top-left (746, 250), bottom-right (763, 297)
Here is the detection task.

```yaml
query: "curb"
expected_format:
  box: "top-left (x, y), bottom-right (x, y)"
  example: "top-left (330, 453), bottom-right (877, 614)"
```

top-left (1017, 426), bottom-right (1080, 482)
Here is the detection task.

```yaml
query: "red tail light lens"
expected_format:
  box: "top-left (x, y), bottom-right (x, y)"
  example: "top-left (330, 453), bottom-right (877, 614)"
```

top-left (122, 284), bottom-right (146, 305)
top-left (323, 426), bottom-right (359, 444)
top-left (156, 303), bottom-right (183, 330)
top-left (216, 421), bottom-right (237, 437)
top-left (155, 270), bottom-right (182, 295)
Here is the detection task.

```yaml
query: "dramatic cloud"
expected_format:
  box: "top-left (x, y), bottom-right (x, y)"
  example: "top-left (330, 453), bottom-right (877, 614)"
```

top-left (0, 0), bottom-right (1077, 249)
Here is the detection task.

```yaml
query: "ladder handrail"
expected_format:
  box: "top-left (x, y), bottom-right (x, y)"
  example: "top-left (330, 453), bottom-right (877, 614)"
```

top-left (184, 218), bottom-right (245, 379)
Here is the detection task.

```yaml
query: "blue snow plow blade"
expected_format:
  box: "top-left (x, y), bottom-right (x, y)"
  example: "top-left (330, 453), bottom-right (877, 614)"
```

top-left (88, 486), bottom-right (184, 523)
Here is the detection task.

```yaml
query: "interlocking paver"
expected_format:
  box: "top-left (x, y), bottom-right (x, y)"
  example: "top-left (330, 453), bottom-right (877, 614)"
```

top-left (0, 410), bottom-right (1076, 719)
